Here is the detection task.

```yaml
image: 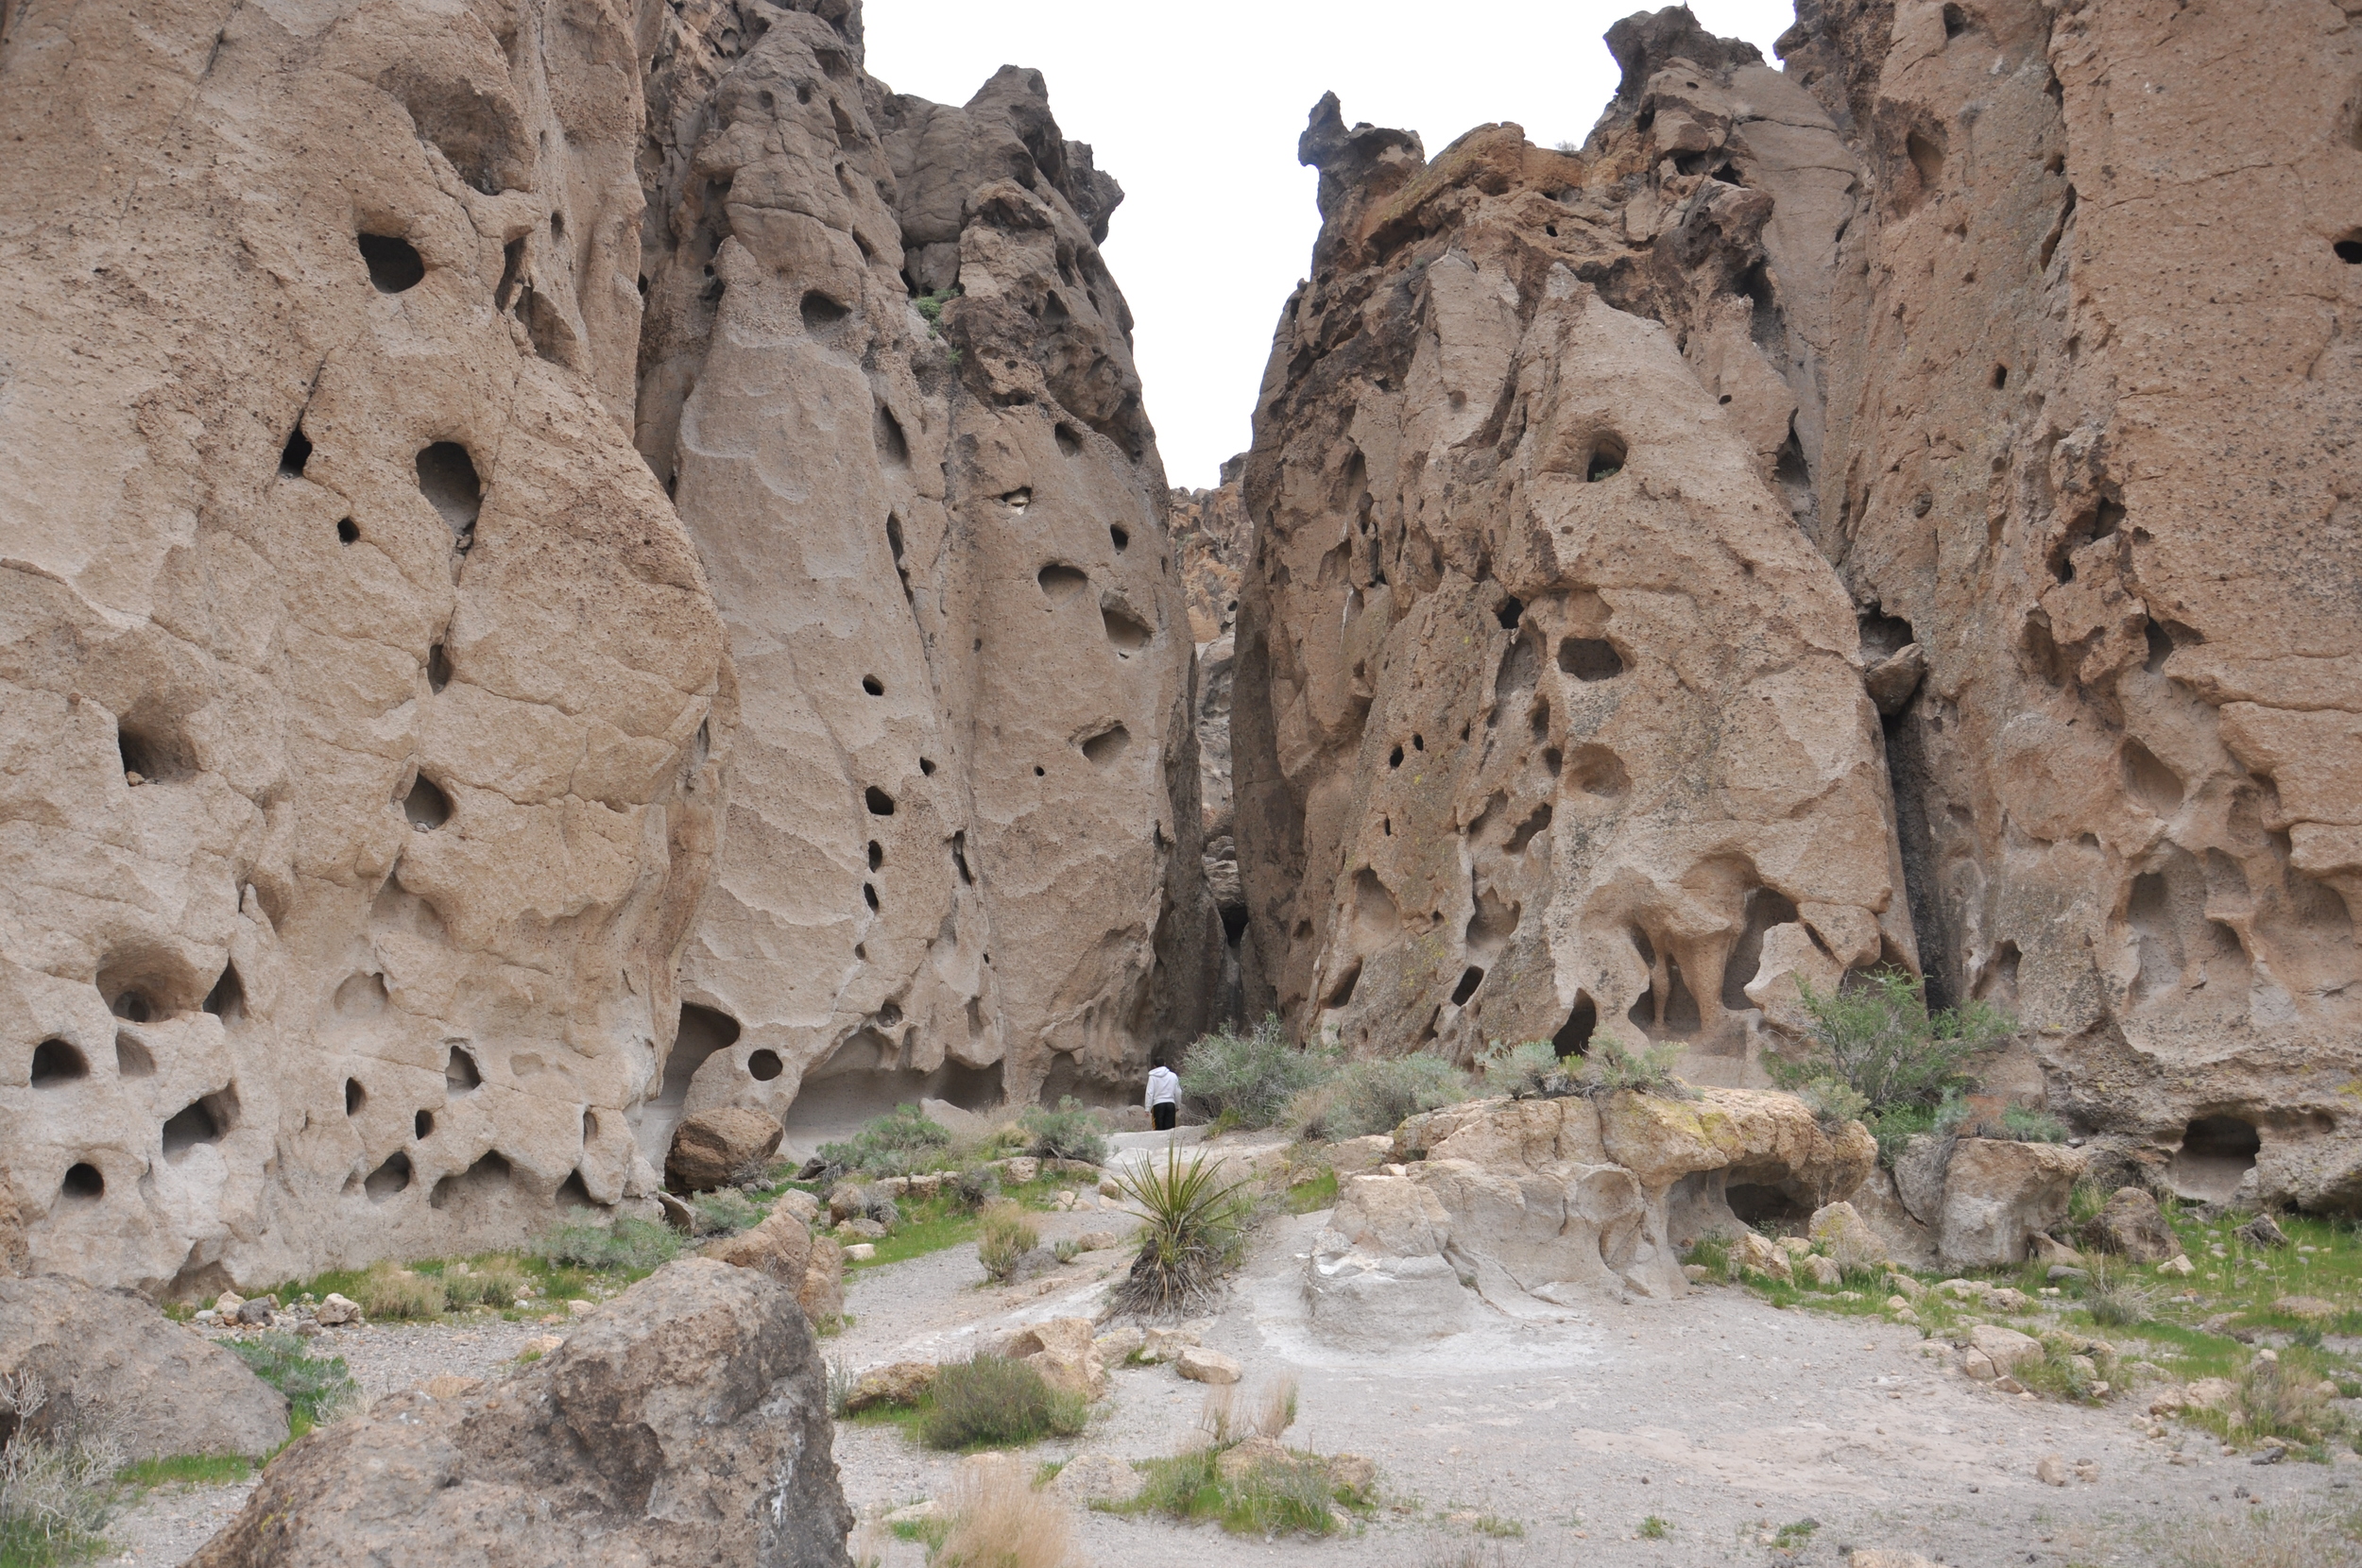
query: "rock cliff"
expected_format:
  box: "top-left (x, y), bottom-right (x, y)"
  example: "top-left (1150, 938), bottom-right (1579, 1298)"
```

top-left (0, 0), bottom-right (1205, 1291)
top-left (1231, 3), bottom-right (2362, 1210)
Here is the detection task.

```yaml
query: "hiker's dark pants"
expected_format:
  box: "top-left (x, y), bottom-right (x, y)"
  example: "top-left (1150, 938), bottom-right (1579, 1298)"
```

top-left (1152, 1101), bottom-right (1177, 1131)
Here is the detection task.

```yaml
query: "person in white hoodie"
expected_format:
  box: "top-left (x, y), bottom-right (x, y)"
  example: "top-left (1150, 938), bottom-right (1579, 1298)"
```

top-left (1144, 1058), bottom-right (1181, 1132)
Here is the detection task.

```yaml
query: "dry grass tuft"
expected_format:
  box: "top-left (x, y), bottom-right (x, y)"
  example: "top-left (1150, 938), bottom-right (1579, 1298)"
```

top-left (354, 1260), bottom-right (445, 1320)
top-left (1252, 1375), bottom-right (1299, 1440)
top-left (976, 1201), bottom-right (1039, 1283)
top-left (934, 1456), bottom-right (1072, 1568)
top-left (2166, 1499), bottom-right (2362, 1568)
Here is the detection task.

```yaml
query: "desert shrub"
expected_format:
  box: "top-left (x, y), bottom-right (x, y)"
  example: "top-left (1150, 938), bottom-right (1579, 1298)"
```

top-left (1252, 1376), bottom-right (1299, 1440)
top-left (933, 1454), bottom-right (1070, 1568)
top-left (1108, 1143), bottom-right (1251, 1317)
top-left (811, 1105), bottom-right (952, 1182)
top-left (1479, 1039), bottom-right (1571, 1099)
top-left (918, 1355), bottom-right (1086, 1451)
top-left (353, 1260), bottom-right (445, 1320)
top-left (1576, 1036), bottom-right (1698, 1099)
top-left (947, 1165), bottom-right (1002, 1211)
top-left (825, 1357), bottom-right (856, 1421)
top-left (1294, 1053), bottom-right (1468, 1140)
top-left (1019, 1096), bottom-right (1109, 1165)
top-left (1769, 969), bottom-right (2009, 1117)
top-left (223, 1333), bottom-right (360, 1427)
top-left (1797, 1078), bottom-right (1872, 1132)
top-left (0, 1374), bottom-right (119, 1568)
top-left (2167, 1499), bottom-right (2362, 1568)
top-left (1224, 1453), bottom-right (1338, 1537)
top-left (976, 1201), bottom-right (1039, 1283)
top-left (2001, 1104), bottom-right (2070, 1142)
top-left (438, 1256), bottom-right (530, 1310)
top-left (536, 1216), bottom-right (683, 1274)
top-left (689, 1188), bottom-right (763, 1236)
top-left (2080, 1267), bottom-right (2153, 1328)
top-left (1179, 1014), bottom-right (1330, 1129)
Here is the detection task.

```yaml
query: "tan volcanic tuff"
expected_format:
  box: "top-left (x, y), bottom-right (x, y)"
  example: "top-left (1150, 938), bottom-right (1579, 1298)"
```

top-left (632, 3), bottom-right (1213, 1155)
top-left (1230, 1), bottom-right (2362, 1213)
top-left (0, 0), bottom-right (726, 1293)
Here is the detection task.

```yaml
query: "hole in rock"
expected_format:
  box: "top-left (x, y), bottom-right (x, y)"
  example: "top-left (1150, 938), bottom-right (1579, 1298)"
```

top-left (1034, 765), bottom-right (1046, 777)
top-left (1558, 638), bottom-right (1625, 681)
top-left (660, 1005), bottom-right (742, 1116)
top-left (867, 840), bottom-right (883, 871)
top-left (951, 829), bottom-right (976, 884)
top-left (1001, 488), bottom-right (1032, 511)
top-left (1055, 423), bottom-right (1084, 456)
top-left (345, 1078), bottom-right (366, 1116)
top-left (1082, 724), bottom-right (1132, 764)
top-left (864, 785), bottom-right (895, 815)
top-left (1102, 605), bottom-right (1153, 652)
top-left (430, 1150), bottom-right (513, 1211)
top-left (919, 757), bottom-right (936, 775)
top-left (1583, 435), bottom-right (1626, 482)
top-left (336, 519), bottom-right (360, 545)
top-left (414, 443), bottom-right (483, 536)
top-left (1110, 524), bottom-right (1129, 552)
top-left (1505, 803), bottom-right (1553, 853)
top-left (1907, 130), bottom-right (1945, 191)
top-left (1038, 563), bottom-right (1089, 602)
top-left (115, 1034), bottom-right (154, 1078)
top-left (204, 964), bottom-right (247, 1028)
top-left (116, 720), bottom-right (192, 785)
top-left (1991, 364), bottom-right (2008, 389)
top-left (864, 882), bottom-right (880, 911)
top-left (30, 1039), bottom-right (88, 1087)
top-left (1942, 3), bottom-right (1970, 38)
top-left (427, 642), bottom-right (453, 692)
top-left (1388, 745), bottom-right (1405, 769)
top-left (1727, 1183), bottom-right (1808, 1224)
top-left (1721, 888), bottom-right (1802, 1010)
top-left (1326, 960), bottom-right (1362, 1008)
top-left (1450, 966), bottom-right (1485, 1005)
top-left (279, 423), bottom-right (312, 477)
top-left (2338, 236), bottom-right (2362, 264)
top-left (748, 1048), bottom-right (783, 1082)
top-left (800, 290), bottom-right (849, 331)
top-left (334, 971), bottom-right (389, 1017)
top-left (61, 1163), bottom-right (104, 1202)
top-left (2122, 739), bottom-right (2184, 815)
top-left (163, 1088), bottom-right (234, 1159)
top-left (403, 775), bottom-right (452, 829)
top-left (862, 674), bottom-right (884, 696)
top-left (416, 1109), bottom-right (436, 1139)
top-left (556, 1171), bottom-right (596, 1209)
top-left (877, 1000), bottom-right (902, 1028)
top-left (364, 1151), bottom-right (412, 1202)
top-left (2168, 1114), bottom-right (2260, 1202)
top-left (1553, 994), bottom-right (1598, 1058)
top-left (357, 233), bottom-right (425, 293)
top-left (1496, 597), bottom-right (1523, 629)
top-left (1220, 904), bottom-right (1249, 945)
top-left (111, 990), bottom-right (154, 1023)
top-left (874, 403), bottom-right (909, 467)
top-left (446, 1046), bottom-right (481, 1092)
top-left (1566, 745), bottom-right (1629, 800)
top-left (495, 236), bottom-right (524, 309)
top-left (583, 1108), bottom-right (599, 1144)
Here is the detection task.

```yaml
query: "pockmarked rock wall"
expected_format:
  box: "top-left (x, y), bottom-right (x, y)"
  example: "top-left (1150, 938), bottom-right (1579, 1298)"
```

top-left (0, 0), bottom-right (1207, 1292)
top-left (1233, 2), bottom-right (2362, 1212)
top-left (1231, 80), bottom-right (1912, 1086)
top-left (0, 0), bottom-right (727, 1293)
top-left (631, 1), bottom-right (1212, 1150)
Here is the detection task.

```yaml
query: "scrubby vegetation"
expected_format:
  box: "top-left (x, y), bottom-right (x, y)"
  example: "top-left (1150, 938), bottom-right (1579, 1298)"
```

top-left (1478, 1035), bottom-right (1695, 1101)
top-left (1765, 968), bottom-right (2014, 1162)
top-left (1115, 1382), bottom-right (1363, 1538)
top-left (809, 1104), bottom-right (954, 1182)
top-left (536, 1215), bottom-right (685, 1276)
top-left (1108, 1141), bottom-right (1251, 1317)
top-left (223, 1334), bottom-right (360, 1432)
top-left (916, 1355), bottom-right (1087, 1452)
top-left (1018, 1096), bottom-right (1109, 1164)
top-left (1178, 1014), bottom-right (1328, 1129)
top-left (1288, 1052), bottom-right (1467, 1141)
top-left (976, 1201), bottom-right (1040, 1283)
top-left (0, 1375), bottom-right (117, 1568)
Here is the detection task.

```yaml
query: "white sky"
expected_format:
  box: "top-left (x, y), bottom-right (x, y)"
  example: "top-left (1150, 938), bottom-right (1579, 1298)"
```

top-left (864, 1), bottom-right (1800, 488)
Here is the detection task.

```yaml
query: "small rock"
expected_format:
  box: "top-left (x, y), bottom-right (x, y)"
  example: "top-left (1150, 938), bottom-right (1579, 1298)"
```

top-left (1775, 1236), bottom-right (1814, 1259)
top-left (1682, 1264), bottom-right (1711, 1284)
top-left (520, 1335), bottom-right (566, 1357)
top-left (423, 1374), bottom-right (484, 1399)
top-left (1734, 1233), bottom-right (1791, 1282)
top-left (1139, 1325), bottom-right (1201, 1362)
top-left (847, 1361), bottom-right (936, 1412)
top-left (2028, 1233), bottom-right (2083, 1265)
top-left (315, 1292), bottom-right (364, 1326)
top-left (235, 1299), bottom-right (277, 1326)
top-left (882, 1500), bottom-right (939, 1526)
top-left (2047, 1265), bottom-right (2089, 1283)
top-left (835, 1218), bottom-right (887, 1241)
top-left (1216, 1435), bottom-right (1291, 1481)
top-left (2275, 1295), bottom-right (2338, 1320)
top-left (1000, 1156), bottom-right (1040, 1185)
top-left (1093, 1325), bottom-right (1145, 1362)
top-left (827, 1183), bottom-right (867, 1224)
top-left (566, 1299), bottom-right (594, 1316)
top-left (1985, 1287), bottom-right (2033, 1313)
top-left (1966, 1324), bottom-right (2043, 1378)
top-left (194, 1309), bottom-right (219, 1325)
top-left (1052, 1454), bottom-right (1142, 1504)
top-left (1076, 1230), bottom-right (1120, 1252)
top-left (1176, 1345), bottom-right (1241, 1385)
top-left (2158, 1254), bottom-right (2196, 1276)
top-left (843, 1243), bottom-right (876, 1261)
top-left (2036, 1454), bottom-right (2069, 1486)
top-left (655, 1190), bottom-right (696, 1232)
top-left (1809, 1202), bottom-right (1890, 1273)
top-left (1884, 1273), bottom-right (1926, 1301)
top-left (1800, 1254), bottom-right (1842, 1287)
top-left (214, 1290), bottom-right (246, 1315)
top-left (775, 1189), bottom-right (821, 1225)
top-left (1327, 1452), bottom-right (1377, 1498)
top-left (2236, 1214), bottom-right (2289, 1249)
top-left (1885, 1294), bottom-right (1916, 1315)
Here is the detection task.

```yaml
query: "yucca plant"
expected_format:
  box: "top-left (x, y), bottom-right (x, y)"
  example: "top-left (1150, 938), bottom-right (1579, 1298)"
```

top-left (1108, 1143), bottom-right (1251, 1317)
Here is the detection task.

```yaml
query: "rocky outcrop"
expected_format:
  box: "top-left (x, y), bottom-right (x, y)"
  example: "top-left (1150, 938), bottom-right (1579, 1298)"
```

top-left (0, 0), bottom-right (727, 1291)
top-left (1233, 3), bottom-right (2362, 1211)
top-left (1308, 1089), bottom-right (1870, 1338)
top-left (1173, 459), bottom-right (1255, 1023)
top-left (630, 1), bottom-right (1213, 1152)
top-left (1232, 79), bottom-right (1912, 1086)
top-left (189, 1257), bottom-right (849, 1568)
top-left (1, 1274), bottom-right (288, 1460)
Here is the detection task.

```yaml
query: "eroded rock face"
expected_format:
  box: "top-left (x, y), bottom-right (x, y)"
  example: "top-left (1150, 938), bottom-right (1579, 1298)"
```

top-left (631, 3), bottom-right (1213, 1151)
top-left (1174, 460), bottom-right (1255, 1023)
top-left (1232, 83), bottom-right (1910, 1085)
top-left (0, 0), bottom-right (727, 1291)
top-left (189, 1257), bottom-right (850, 1568)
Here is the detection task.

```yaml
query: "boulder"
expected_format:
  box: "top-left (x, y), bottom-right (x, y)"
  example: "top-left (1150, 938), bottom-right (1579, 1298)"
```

top-left (1175, 1346), bottom-right (1241, 1386)
top-left (1960, 1324), bottom-right (2043, 1382)
top-left (2029, 1234), bottom-right (2085, 1266)
top-left (1327, 1453), bottom-right (1377, 1498)
top-left (700, 1198), bottom-right (845, 1324)
top-left (1052, 1454), bottom-right (1142, 1505)
top-left (665, 1108), bottom-right (785, 1193)
top-left (2086, 1187), bottom-right (2182, 1262)
top-left (1092, 1326), bottom-right (1145, 1362)
top-left (2236, 1214), bottom-right (2289, 1249)
top-left (1328, 1134), bottom-right (1395, 1175)
top-left (846, 1361), bottom-right (936, 1413)
top-left (1799, 1254), bottom-right (1842, 1287)
top-left (1138, 1326), bottom-right (1200, 1362)
top-left (0, 1275), bottom-right (287, 1459)
top-left (1936, 1139), bottom-right (2086, 1268)
top-left (188, 1259), bottom-right (849, 1568)
top-left (1732, 1232), bottom-right (1791, 1281)
top-left (998, 1157), bottom-right (1041, 1185)
top-left (1000, 1318), bottom-right (1106, 1401)
top-left (1808, 1202), bottom-right (1890, 1273)
top-left (1850, 1166), bottom-right (1940, 1270)
top-left (1216, 1435), bottom-right (1291, 1481)
top-left (314, 1293), bottom-right (363, 1327)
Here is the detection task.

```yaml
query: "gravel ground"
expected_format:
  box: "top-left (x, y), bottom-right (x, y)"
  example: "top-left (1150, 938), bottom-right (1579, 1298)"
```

top-left (105, 1148), bottom-right (2359, 1566)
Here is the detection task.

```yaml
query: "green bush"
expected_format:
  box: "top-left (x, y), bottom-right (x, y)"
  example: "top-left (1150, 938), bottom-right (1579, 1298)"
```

top-left (1293, 1053), bottom-right (1469, 1140)
top-left (977, 1201), bottom-right (1039, 1283)
top-left (917, 1355), bottom-right (1085, 1451)
top-left (1576, 1036), bottom-right (1697, 1099)
top-left (536, 1216), bottom-right (683, 1274)
top-left (689, 1188), bottom-right (764, 1236)
top-left (1179, 1014), bottom-right (1329, 1129)
top-left (1018, 1097), bottom-right (1109, 1165)
top-left (1479, 1039), bottom-right (1570, 1099)
top-left (353, 1260), bottom-right (445, 1320)
top-left (811, 1105), bottom-right (952, 1182)
top-left (1109, 1142), bottom-right (1251, 1317)
top-left (224, 1333), bottom-right (360, 1427)
top-left (2001, 1104), bottom-right (2069, 1143)
top-left (439, 1256), bottom-right (530, 1309)
top-left (1769, 969), bottom-right (2010, 1115)
top-left (947, 1165), bottom-right (1001, 1211)
top-left (0, 1374), bottom-right (118, 1568)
